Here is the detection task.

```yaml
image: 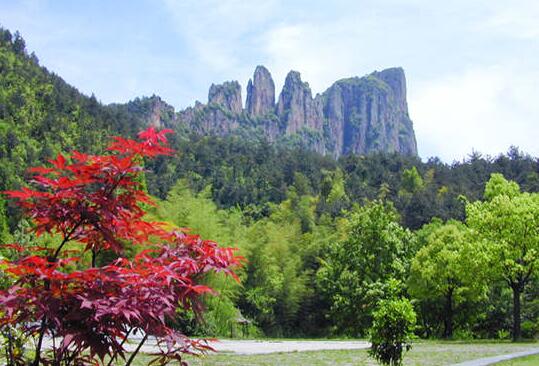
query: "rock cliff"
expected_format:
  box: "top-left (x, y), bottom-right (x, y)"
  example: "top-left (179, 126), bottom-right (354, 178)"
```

top-left (246, 65), bottom-right (275, 117)
top-left (322, 68), bottom-right (416, 156)
top-left (174, 66), bottom-right (417, 157)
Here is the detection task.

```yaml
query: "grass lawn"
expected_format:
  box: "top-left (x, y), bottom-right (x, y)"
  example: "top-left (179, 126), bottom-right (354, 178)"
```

top-left (125, 341), bottom-right (538, 366)
top-left (495, 353), bottom-right (539, 365)
top-left (5, 340), bottom-right (536, 365)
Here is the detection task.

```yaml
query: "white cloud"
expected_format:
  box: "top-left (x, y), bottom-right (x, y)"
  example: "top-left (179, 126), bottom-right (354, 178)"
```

top-left (479, 1), bottom-right (539, 40)
top-left (162, 0), bottom-right (278, 72)
top-left (262, 22), bottom-right (360, 94)
top-left (260, 15), bottom-right (407, 96)
top-left (410, 64), bottom-right (539, 162)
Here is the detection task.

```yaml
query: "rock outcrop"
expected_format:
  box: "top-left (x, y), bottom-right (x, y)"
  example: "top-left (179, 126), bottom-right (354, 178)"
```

top-left (174, 66), bottom-right (418, 158)
top-left (321, 68), bottom-right (416, 156)
top-left (208, 81), bottom-right (242, 114)
top-left (276, 71), bottom-right (324, 135)
top-left (146, 96), bottom-right (176, 128)
top-left (246, 66), bottom-right (275, 117)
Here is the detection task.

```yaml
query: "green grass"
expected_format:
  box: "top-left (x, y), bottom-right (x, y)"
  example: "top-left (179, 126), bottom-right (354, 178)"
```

top-left (4, 340), bottom-right (537, 365)
top-left (494, 353), bottom-right (539, 365)
top-left (125, 341), bottom-right (538, 366)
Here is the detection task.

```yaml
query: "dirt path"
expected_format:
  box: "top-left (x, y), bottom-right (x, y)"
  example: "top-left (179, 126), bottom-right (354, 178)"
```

top-left (128, 338), bottom-right (370, 355)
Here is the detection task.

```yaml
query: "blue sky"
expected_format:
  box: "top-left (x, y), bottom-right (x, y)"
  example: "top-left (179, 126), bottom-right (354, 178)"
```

top-left (1, 0), bottom-right (538, 162)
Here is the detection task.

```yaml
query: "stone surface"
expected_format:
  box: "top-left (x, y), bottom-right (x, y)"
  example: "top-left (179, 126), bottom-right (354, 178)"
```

top-left (276, 71), bottom-right (324, 135)
top-left (246, 65), bottom-right (275, 117)
top-left (450, 348), bottom-right (539, 366)
top-left (208, 81), bottom-right (242, 114)
top-left (126, 337), bottom-right (371, 355)
top-left (321, 69), bottom-right (417, 157)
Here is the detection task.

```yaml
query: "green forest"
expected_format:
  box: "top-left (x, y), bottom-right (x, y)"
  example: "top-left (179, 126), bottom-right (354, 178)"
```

top-left (1, 26), bottom-right (539, 347)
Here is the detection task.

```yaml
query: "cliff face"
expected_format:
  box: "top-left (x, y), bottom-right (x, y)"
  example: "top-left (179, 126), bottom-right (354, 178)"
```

top-left (322, 68), bottom-right (417, 157)
top-left (246, 66), bottom-right (275, 117)
top-left (276, 71), bottom-right (324, 135)
top-left (174, 66), bottom-right (417, 158)
top-left (208, 81), bottom-right (242, 114)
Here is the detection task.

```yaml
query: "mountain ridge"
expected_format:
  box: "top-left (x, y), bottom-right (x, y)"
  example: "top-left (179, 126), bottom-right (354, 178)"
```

top-left (146, 66), bottom-right (418, 158)
top-left (0, 25), bottom-right (416, 163)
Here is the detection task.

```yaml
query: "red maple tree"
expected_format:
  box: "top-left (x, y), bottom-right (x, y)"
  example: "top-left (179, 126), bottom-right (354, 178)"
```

top-left (0, 128), bottom-right (242, 365)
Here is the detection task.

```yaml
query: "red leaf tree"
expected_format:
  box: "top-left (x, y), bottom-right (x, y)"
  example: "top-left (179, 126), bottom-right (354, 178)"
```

top-left (0, 128), bottom-right (242, 365)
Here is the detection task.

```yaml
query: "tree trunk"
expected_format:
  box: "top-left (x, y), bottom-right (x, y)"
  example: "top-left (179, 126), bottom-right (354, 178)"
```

top-left (512, 284), bottom-right (522, 341)
top-left (443, 289), bottom-right (454, 339)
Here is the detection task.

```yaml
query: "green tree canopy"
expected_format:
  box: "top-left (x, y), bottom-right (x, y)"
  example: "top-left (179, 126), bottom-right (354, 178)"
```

top-left (408, 220), bottom-right (488, 338)
top-left (317, 200), bottom-right (414, 335)
top-left (401, 166), bottom-right (424, 194)
top-left (0, 197), bottom-right (10, 244)
top-left (466, 174), bottom-right (539, 340)
top-left (483, 173), bottom-right (520, 201)
top-left (369, 297), bottom-right (416, 366)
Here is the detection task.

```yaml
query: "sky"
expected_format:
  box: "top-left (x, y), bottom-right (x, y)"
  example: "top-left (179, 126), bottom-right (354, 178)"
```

top-left (1, 0), bottom-right (538, 162)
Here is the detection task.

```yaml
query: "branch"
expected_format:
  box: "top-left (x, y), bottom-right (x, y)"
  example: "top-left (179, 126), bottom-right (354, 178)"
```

top-left (34, 218), bottom-right (85, 366)
top-left (32, 317), bottom-right (47, 366)
top-left (52, 218), bottom-right (85, 261)
top-left (125, 333), bottom-right (148, 366)
top-left (106, 327), bottom-right (134, 366)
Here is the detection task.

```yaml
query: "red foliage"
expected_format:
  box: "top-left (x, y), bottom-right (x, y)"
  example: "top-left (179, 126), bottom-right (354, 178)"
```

top-left (0, 128), bottom-right (242, 365)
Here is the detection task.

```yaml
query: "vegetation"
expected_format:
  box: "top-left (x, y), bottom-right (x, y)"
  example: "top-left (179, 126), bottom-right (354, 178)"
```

top-left (496, 353), bottom-right (539, 366)
top-left (369, 298), bottom-right (417, 365)
top-left (1, 26), bottom-right (539, 366)
top-left (0, 129), bottom-right (241, 365)
top-left (408, 220), bottom-right (488, 338)
top-left (115, 342), bottom-right (539, 366)
top-left (317, 201), bottom-right (414, 335)
top-left (466, 174), bottom-right (539, 341)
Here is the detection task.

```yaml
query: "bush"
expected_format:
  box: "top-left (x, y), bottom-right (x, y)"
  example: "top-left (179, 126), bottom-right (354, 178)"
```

top-left (369, 298), bottom-right (416, 366)
top-left (521, 320), bottom-right (538, 339)
top-left (497, 329), bottom-right (510, 340)
top-left (453, 329), bottom-right (474, 341)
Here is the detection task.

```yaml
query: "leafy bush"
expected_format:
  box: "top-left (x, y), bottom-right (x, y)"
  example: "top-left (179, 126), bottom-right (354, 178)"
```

top-left (497, 329), bottom-right (511, 340)
top-left (369, 298), bottom-right (416, 366)
top-left (521, 320), bottom-right (538, 339)
top-left (453, 329), bottom-right (474, 341)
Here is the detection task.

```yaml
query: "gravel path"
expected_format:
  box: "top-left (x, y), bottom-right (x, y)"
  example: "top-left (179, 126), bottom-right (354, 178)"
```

top-left (207, 339), bottom-right (370, 355)
top-left (127, 337), bottom-right (370, 355)
top-left (450, 348), bottom-right (539, 366)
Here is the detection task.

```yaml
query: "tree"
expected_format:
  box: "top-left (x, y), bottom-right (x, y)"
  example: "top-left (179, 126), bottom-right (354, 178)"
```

top-left (466, 173), bottom-right (539, 341)
top-left (0, 197), bottom-right (10, 243)
top-left (408, 220), bottom-right (487, 338)
top-left (0, 128), bottom-right (242, 365)
top-left (369, 297), bottom-right (416, 366)
top-left (401, 166), bottom-right (424, 194)
top-left (317, 200), bottom-right (414, 335)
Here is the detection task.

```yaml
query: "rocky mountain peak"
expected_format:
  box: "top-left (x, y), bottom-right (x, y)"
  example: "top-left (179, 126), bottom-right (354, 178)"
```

top-left (276, 71), bottom-right (323, 135)
top-left (371, 67), bottom-right (408, 114)
top-left (208, 81), bottom-right (242, 114)
top-left (176, 66), bottom-right (417, 158)
top-left (246, 65), bottom-right (275, 117)
top-left (322, 68), bottom-right (417, 156)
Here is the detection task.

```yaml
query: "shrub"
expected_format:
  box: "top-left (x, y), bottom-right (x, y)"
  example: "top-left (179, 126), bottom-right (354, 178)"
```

top-left (369, 298), bottom-right (416, 366)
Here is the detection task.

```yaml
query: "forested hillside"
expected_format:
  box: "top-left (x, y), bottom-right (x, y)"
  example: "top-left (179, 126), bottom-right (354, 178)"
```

top-left (2, 27), bottom-right (539, 341)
